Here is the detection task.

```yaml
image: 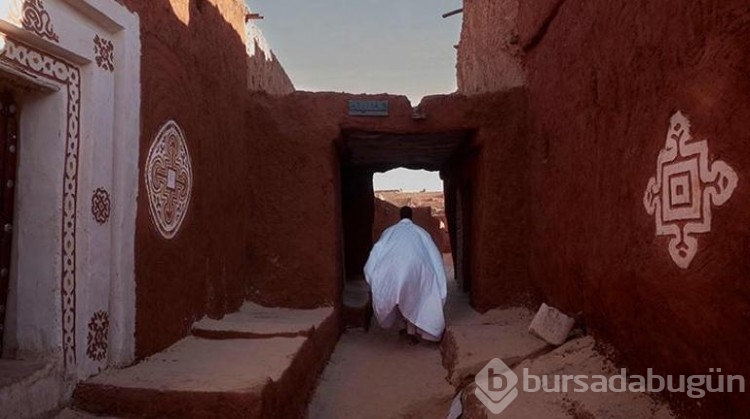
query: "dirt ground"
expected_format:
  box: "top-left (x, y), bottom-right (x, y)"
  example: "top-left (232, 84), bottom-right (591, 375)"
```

top-left (308, 254), bottom-right (675, 419)
top-left (307, 257), bottom-right (464, 419)
top-left (306, 325), bottom-right (456, 419)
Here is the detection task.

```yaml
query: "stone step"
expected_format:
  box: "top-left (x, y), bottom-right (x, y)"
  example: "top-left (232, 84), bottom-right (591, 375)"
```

top-left (342, 277), bottom-right (372, 330)
top-left (54, 408), bottom-right (117, 418)
top-left (192, 303), bottom-right (332, 339)
top-left (73, 307), bottom-right (339, 419)
top-left (440, 306), bottom-right (550, 387)
top-left (0, 359), bottom-right (69, 419)
top-left (439, 306), bottom-right (675, 418)
top-left (457, 336), bottom-right (676, 418)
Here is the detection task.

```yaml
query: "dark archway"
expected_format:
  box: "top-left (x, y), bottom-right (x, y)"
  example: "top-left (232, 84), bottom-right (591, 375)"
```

top-left (0, 86), bottom-right (18, 355)
top-left (337, 129), bottom-right (478, 327)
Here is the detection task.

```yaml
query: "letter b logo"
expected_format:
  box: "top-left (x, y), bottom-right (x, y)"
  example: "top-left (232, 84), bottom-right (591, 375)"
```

top-left (475, 358), bottom-right (519, 414)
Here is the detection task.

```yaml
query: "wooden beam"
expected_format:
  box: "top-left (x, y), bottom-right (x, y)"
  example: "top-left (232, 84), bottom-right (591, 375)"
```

top-left (442, 8), bottom-right (463, 19)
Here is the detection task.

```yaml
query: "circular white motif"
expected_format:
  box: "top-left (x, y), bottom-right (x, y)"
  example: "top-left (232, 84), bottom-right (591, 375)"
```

top-left (145, 120), bottom-right (193, 239)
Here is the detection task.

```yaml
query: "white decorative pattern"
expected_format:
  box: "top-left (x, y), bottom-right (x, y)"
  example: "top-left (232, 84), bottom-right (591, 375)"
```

top-left (643, 111), bottom-right (738, 269)
top-left (0, 39), bottom-right (81, 367)
top-left (145, 121), bottom-right (192, 239)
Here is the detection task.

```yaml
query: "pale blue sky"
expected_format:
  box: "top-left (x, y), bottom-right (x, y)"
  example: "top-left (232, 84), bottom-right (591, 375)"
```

top-left (373, 169), bottom-right (443, 192)
top-left (247, 1), bottom-right (460, 191)
top-left (248, 0), bottom-right (462, 103)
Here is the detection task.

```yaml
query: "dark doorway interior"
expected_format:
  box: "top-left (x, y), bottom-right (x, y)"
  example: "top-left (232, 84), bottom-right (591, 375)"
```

top-left (337, 130), bottom-right (478, 322)
top-left (0, 87), bottom-right (19, 355)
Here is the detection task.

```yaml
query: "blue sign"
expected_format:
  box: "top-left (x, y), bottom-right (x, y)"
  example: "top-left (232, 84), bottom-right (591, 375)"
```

top-left (348, 100), bottom-right (389, 117)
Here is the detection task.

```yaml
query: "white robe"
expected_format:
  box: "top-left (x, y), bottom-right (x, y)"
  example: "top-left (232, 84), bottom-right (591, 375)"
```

top-left (364, 219), bottom-right (447, 341)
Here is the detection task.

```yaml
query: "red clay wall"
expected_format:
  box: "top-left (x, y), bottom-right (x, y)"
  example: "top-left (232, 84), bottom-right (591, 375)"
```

top-left (119, 0), bottom-right (293, 358)
top-left (469, 96), bottom-right (534, 310)
top-left (245, 92), bottom-right (531, 311)
top-left (462, 0), bottom-right (750, 415)
top-left (457, 0), bottom-right (525, 94)
top-left (244, 93), bottom-right (346, 308)
top-left (246, 43), bottom-right (294, 94)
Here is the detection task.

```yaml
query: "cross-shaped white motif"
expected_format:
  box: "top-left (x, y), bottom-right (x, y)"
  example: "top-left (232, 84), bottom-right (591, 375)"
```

top-left (643, 111), bottom-right (738, 269)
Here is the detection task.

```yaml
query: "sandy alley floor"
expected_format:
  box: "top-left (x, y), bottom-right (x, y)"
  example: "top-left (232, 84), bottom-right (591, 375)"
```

top-left (308, 257), bottom-right (465, 419)
top-left (306, 324), bottom-right (455, 419)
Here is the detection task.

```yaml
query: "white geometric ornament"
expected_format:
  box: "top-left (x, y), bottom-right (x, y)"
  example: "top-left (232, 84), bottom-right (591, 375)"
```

top-left (145, 120), bottom-right (193, 239)
top-left (643, 111), bottom-right (737, 269)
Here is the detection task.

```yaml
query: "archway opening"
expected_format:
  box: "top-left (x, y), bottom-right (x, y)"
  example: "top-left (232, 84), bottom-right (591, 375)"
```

top-left (337, 129), bottom-right (476, 329)
top-left (372, 169), bottom-right (452, 283)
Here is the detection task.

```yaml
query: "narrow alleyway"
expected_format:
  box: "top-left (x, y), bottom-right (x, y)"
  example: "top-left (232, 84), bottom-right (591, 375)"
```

top-left (1, 0), bottom-right (747, 417)
top-left (309, 256), bottom-right (676, 418)
top-left (307, 259), bottom-right (466, 418)
top-left (306, 324), bottom-right (455, 418)
top-left (53, 256), bottom-right (675, 418)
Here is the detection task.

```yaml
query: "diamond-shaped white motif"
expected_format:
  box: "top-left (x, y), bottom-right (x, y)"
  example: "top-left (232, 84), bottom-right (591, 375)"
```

top-left (643, 111), bottom-right (738, 269)
top-left (145, 121), bottom-right (193, 239)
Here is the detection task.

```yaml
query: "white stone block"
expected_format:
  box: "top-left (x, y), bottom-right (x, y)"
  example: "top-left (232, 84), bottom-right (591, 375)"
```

top-left (528, 303), bottom-right (575, 346)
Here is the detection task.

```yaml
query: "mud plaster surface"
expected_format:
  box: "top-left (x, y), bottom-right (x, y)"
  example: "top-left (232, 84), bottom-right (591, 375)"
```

top-left (307, 325), bottom-right (455, 419)
top-left (192, 303), bottom-right (333, 338)
top-left (517, 0), bottom-right (750, 414)
top-left (54, 409), bottom-right (117, 419)
top-left (461, 337), bottom-right (675, 419)
top-left (308, 265), bottom-right (464, 418)
top-left (310, 279), bottom-right (665, 419)
top-left (83, 336), bottom-right (305, 392)
top-left (441, 306), bottom-right (549, 387)
top-left (119, 0), bottom-right (255, 358)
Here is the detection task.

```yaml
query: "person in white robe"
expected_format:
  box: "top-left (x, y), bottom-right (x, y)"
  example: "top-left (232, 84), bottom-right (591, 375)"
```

top-left (364, 206), bottom-right (447, 342)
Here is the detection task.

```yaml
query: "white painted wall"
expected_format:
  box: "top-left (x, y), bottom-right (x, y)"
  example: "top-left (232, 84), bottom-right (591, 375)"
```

top-left (6, 89), bottom-right (66, 359)
top-left (0, 0), bottom-right (140, 390)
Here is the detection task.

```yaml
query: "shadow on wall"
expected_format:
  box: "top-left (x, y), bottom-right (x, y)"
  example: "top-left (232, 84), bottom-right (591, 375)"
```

top-left (115, 0), bottom-right (275, 359)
